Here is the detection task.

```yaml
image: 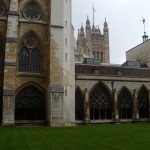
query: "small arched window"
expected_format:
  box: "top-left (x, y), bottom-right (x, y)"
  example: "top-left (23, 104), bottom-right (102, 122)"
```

top-left (19, 32), bottom-right (41, 73)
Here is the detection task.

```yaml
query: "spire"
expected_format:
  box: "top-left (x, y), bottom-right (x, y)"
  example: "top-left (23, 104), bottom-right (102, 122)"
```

top-left (140, 17), bottom-right (148, 42)
top-left (86, 16), bottom-right (91, 31)
top-left (80, 23), bottom-right (84, 37)
top-left (143, 32), bottom-right (148, 42)
top-left (103, 18), bottom-right (108, 33)
top-left (92, 4), bottom-right (96, 26)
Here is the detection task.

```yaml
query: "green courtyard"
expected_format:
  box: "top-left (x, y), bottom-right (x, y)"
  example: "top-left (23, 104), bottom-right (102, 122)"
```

top-left (0, 123), bottom-right (150, 150)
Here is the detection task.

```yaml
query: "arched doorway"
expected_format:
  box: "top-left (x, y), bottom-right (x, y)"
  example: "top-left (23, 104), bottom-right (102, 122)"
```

top-left (75, 87), bottom-right (84, 120)
top-left (138, 86), bottom-right (149, 119)
top-left (15, 85), bottom-right (45, 123)
top-left (90, 83), bottom-right (112, 120)
top-left (118, 87), bottom-right (133, 119)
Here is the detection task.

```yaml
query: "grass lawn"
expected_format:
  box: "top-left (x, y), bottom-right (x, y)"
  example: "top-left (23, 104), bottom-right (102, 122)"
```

top-left (0, 123), bottom-right (150, 150)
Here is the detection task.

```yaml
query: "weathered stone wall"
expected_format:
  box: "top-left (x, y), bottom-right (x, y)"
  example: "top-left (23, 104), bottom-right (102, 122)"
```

top-left (2, 0), bottom-right (50, 126)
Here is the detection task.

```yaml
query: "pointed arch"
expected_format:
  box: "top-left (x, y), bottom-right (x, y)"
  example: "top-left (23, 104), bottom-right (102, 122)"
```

top-left (137, 85), bottom-right (149, 119)
top-left (75, 86), bottom-right (84, 120)
top-left (90, 82), bottom-right (113, 120)
top-left (118, 86), bottom-right (133, 119)
top-left (15, 84), bottom-right (46, 121)
top-left (15, 81), bottom-right (45, 96)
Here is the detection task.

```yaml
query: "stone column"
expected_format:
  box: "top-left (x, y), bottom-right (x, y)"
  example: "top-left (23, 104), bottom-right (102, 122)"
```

top-left (114, 90), bottom-right (119, 121)
top-left (133, 90), bottom-right (139, 120)
top-left (2, 0), bottom-right (19, 126)
top-left (48, 84), bottom-right (64, 127)
top-left (84, 88), bottom-right (90, 123)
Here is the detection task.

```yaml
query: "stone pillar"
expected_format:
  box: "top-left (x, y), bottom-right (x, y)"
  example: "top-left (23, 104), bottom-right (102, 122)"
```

top-left (84, 88), bottom-right (90, 123)
top-left (114, 90), bottom-right (119, 121)
top-left (2, 0), bottom-right (19, 126)
top-left (2, 90), bottom-right (15, 126)
top-left (133, 90), bottom-right (139, 120)
top-left (48, 84), bottom-right (64, 127)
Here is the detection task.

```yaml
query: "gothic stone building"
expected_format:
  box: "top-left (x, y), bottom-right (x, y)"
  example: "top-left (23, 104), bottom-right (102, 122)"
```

top-left (75, 17), bottom-right (110, 63)
top-left (0, 0), bottom-right (75, 126)
top-left (1, 0), bottom-right (150, 127)
top-left (75, 60), bottom-right (150, 123)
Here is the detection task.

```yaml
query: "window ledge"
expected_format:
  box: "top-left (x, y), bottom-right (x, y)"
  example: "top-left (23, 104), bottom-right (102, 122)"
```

top-left (16, 72), bottom-right (46, 78)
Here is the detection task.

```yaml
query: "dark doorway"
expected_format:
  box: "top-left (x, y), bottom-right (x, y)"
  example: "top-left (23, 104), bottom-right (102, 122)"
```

top-left (75, 88), bottom-right (84, 120)
top-left (15, 86), bottom-right (45, 121)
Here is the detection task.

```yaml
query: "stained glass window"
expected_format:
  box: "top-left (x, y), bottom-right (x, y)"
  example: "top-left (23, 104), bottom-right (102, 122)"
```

top-left (31, 48), bottom-right (40, 73)
top-left (24, 3), bottom-right (40, 20)
top-left (19, 47), bottom-right (29, 72)
top-left (25, 35), bottom-right (37, 48)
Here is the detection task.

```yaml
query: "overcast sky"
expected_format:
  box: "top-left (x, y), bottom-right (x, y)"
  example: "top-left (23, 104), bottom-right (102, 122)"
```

top-left (72, 0), bottom-right (150, 64)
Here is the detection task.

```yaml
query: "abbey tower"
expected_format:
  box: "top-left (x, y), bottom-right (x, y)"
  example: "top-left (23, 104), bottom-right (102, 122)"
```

top-left (75, 17), bottom-right (110, 63)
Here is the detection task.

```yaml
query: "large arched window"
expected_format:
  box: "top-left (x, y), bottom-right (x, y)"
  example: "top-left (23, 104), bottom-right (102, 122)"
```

top-left (90, 82), bottom-right (112, 120)
top-left (138, 86), bottom-right (149, 119)
top-left (75, 87), bottom-right (84, 120)
top-left (15, 85), bottom-right (45, 121)
top-left (118, 87), bottom-right (133, 119)
top-left (19, 32), bottom-right (41, 73)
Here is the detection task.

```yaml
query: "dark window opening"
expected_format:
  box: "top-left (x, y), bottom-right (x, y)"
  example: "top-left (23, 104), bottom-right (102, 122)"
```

top-left (15, 86), bottom-right (45, 121)
top-left (118, 88), bottom-right (133, 119)
top-left (90, 84), bottom-right (112, 120)
top-left (75, 89), bottom-right (84, 120)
